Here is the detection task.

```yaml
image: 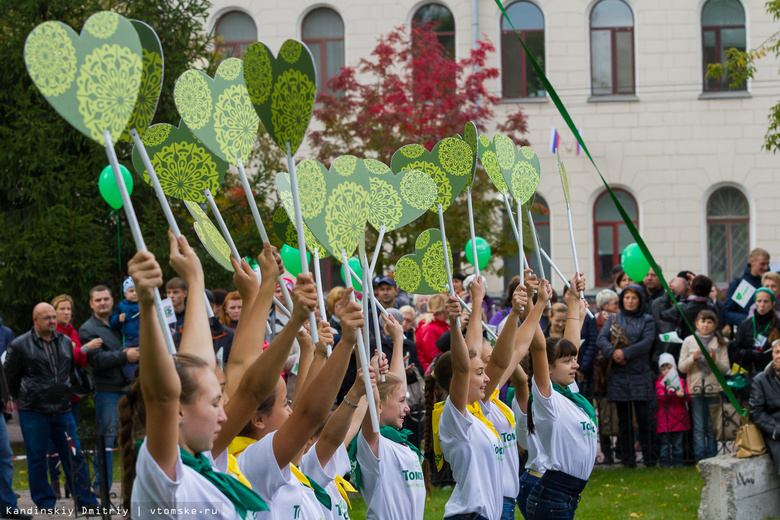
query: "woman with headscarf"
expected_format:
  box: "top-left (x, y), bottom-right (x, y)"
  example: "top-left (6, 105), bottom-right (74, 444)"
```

top-left (730, 287), bottom-right (779, 374)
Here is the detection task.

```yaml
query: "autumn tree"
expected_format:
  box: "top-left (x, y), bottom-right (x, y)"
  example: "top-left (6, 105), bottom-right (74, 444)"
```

top-left (309, 25), bottom-right (530, 276)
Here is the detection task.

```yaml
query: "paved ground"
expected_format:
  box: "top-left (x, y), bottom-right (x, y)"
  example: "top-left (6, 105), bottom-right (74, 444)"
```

top-left (7, 414), bottom-right (124, 519)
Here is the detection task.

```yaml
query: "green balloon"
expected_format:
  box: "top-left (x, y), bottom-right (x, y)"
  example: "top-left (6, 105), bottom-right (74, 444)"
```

top-left (340, 257), bottom-right (363, 291)
top-left (621, 243), bottom-right (651, 282)
top-left (465, 237), bottom-right (491, 270)
top-left (98, 164), bottom-right (133, 209)
top-left (281, 244), bottom-right (311, 278)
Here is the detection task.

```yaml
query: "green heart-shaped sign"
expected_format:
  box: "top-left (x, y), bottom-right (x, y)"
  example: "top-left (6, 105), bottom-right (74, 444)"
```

top-left (24, 11), bottom-right (142, 144)
top-left (174, 58), bottom-right (259, 164)
top-left (131, 120), bottom-right (229, 203)
top-left (494, 134), bottom-right (540, 204)
top-left (121, 20), bottom-right (163, 141)
top-left (390, 137), bottom-right (473, 213)
top-left (477, 134), bottom-right (508, 194)
top-left (244, 40), bottom-right (317, 155)
top-left (460, 121), bottom-right (478, 187)
top-left (271, 205), bottom-right (331, 259)
top-left (276, 155), bottom-right (371, 259)
top-left (183, 200), bottom-right (234, 272)
top-left (394, 228), bottom-right (453, 295)
top-left (362, 158), bottom-right (437, 232)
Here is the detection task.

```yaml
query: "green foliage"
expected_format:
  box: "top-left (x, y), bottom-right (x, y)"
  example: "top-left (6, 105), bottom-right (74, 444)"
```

top-left (0, 0), bottom-right (237, 332)
top-left (707, 1), bottom-right (780, 152)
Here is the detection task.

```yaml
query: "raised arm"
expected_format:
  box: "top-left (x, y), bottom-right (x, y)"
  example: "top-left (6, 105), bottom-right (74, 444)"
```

top-left (465, 277), bottom-right (485, 350)
top-left (509, 364), bottom-right (529, 414)
top-left (447, 296), bottom-right (472, 416)
top-left (225, 244), bottom-right (280, 397)
top-left (129, 249), bottom-right (180, 479)
top-left (483, 283), bottom-right (528, 401)
top-left (563, 273), bottom-right (587, 350)
top-left (213, 273), bottom-right (316, 456)
top-left (169, 233), bottom-right (211, 368)
top-left (529, 280), bottom-right (553, 398)
top-left (384, 314), bottom-right (406, 380)
top-left (271, 295), bottom-right (362, 469)
top-left (295, 321), bottom-right (331, 404)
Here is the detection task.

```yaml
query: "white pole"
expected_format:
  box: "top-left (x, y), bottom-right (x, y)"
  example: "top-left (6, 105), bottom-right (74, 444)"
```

top-left (364, 252), bottom-right (385, 382)
top-left (312, 247), bottom-right (331, 357)
top-left (437, 204), bottom-right (460, 329)
top-left (203, 189), bottom-right (240, 261)
top-left (342, 249), bottom-right (379, 432)
top-left (285, 143), bottom-right (319, 344)
top-left (540, 247), bottom-right (594, 319)
top-left (103, 131), bottom-right (175, 354)
top-left (466, 187), bottom-right (480, 278)
top-left (566, 205), bottom-right (585, 300)
top-left (236, 157), bottom-right (293, 312)
top-left (368, 225), bottom-right (386, 278)
top-left (501, 193), bottom-right (524, 286)
top-left (455, 295), bottom-right (498, 340)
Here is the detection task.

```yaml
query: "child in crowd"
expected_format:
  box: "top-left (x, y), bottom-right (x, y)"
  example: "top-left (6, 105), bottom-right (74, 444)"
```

top-left (678, 310), bottom-right (730, 461)
top-left (111, 276), bottom-right (139, 381)
top-left (655, 353), bottom-right (690, 467)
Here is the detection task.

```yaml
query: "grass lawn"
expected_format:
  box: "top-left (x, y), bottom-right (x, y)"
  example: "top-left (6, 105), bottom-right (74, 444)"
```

top-left (11, 444), bottom-right (122, 491)
top-left (349, 466), bottom-right (705, 520)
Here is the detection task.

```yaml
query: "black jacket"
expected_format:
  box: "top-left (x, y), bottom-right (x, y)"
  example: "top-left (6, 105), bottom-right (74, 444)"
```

top-left (749, 363), bottom-right (780, 475)
top-left (4, 328), bottom-right (74, 415)
top-left (729, 313), bottom-right (777, 374)
top-left (79, 315), bottom-right (128, 394)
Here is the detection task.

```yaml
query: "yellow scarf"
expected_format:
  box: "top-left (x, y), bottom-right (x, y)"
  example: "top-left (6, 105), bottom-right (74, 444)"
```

top-left (489, 389), bottom-right (515, 429)
top-left (334, 475), bottom-right (356, 509)
top-left (226, 435), bottom-right (257, 489)
top-left (432, 399), bottom-right (500, 471)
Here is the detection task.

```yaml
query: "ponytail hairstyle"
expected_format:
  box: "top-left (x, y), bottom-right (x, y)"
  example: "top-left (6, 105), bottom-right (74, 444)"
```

top-left (237, 382), bottom-right (279, 438)
top-left (119, 353), bottom-right (211, 511)
top-left (526, 337), bottom-right (578, 435)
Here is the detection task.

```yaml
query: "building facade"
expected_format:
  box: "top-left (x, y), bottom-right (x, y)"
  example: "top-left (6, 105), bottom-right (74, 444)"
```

top-left (206, 0), bottom-right (780, 292)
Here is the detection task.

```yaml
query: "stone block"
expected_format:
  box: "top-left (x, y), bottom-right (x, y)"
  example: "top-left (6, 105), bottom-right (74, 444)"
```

top-left (698, 453), bottom-right (780, 519)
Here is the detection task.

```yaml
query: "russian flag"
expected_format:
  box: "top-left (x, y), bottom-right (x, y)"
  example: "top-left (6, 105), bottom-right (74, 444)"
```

top-left (549, 125), bottom-right (560, 154)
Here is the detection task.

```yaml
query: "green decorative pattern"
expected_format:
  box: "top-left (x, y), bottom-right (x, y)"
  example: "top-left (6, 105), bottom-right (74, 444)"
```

top-left (368, 177), bottom-right (403, 230)
top-left (495, 134), bottom-right (516, 170)
top-left (122, 21), bottom-right (164, 142)
top-left (462, 121), bottom-right (478, 187)
top-left (478, 133), bottom-right (539, 203)
top-left (24, 12), bottom-right (143, 145)
top-left (76, 43), bottom-right (142, 142)
top-left (400, 169), bottom-right (437, 211)
top-left (83, 11), bottom-right (119, 39)
top-left (24, 23), bottom-right (77, 97)
top-left (391, 137), bottom-right (472, 213)
top-left (332, 155), bottom-right (357, 177)
top-left (132, 121), bottom-right (229, 203)
top-left (393, 228), bottom-right (452, 294)
top-left (244, 40), bottom-right (316, 155)
top-left (184, 200), bottom-right (234, 272)
top-left (296, 159), bottom-right (327, 219)
top-left (324, 182), bottom-right (370, 258)
top-left (365, 158), bottom-right (436, 231)
top-left (274, 172), bottom-right (331, 258)
top-left (175, 58), bottom-right (259, 165)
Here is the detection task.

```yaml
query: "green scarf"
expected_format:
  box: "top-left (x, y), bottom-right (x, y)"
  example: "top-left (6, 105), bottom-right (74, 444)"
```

top-left (289, 463), bottom-right (332, 510)
top-left (178, 448), bottom-right (268, 518)
top-left (348, 426), bottom-right (421, 490)
top-left (552, 383), bottom-right (597, 427)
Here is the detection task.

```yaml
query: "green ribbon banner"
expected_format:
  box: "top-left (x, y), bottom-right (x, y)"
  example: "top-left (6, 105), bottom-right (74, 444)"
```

top-left (496, 0), bottom-right (745, 416)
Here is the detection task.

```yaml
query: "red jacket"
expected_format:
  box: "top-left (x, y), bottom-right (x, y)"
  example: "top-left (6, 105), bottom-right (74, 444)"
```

top-left (56, 322), bottom-right (87, 403)
top-left (416, 318), bottom-right (449, 372)
top-left (655, 376), bottom-right (691, 433)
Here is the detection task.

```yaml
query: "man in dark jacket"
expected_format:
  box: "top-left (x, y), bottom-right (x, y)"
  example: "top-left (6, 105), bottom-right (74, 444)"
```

top-left (5, 303), bottom-right (96, 511)
top-left (723, 248), bottom-right (770, 328)
top-left (79, 285), bottom-right (137, 490)
top-left (748, 342), bottom-right (780, 475)
top-left (0, 358), bottom-right (30, 519)
top-left (0, 318), bottom-right (12, 358)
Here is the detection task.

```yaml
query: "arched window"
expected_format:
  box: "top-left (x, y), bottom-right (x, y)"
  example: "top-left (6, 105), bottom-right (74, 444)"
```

top-left (215, 11), bottom-right (257, 58)
top-left (707, 187), bottom-right (749, 284)
top-left (590, 0), bottom-right (635, 96)
top-left (501, 1), bottom-right (545, 99)
top-left (302, 8), bottom-right (345, 95)
top-left (413, 4), bottom-right (455, 58)
top-left (594, 189), bottom-right (638, 285)
top-left (702, 0), bottom-right (747, 92)
top-left (504, 196), bottom-right (550, 287)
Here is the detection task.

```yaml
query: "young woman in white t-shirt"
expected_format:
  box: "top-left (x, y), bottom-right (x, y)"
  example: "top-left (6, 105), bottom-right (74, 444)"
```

top-left (235, 288), bottom-right (365, 520)
top-left (122, 233), bottom-right (301, 519)
top-left (422, 295), bottom-right (506, 520)
top-left (351, 313), bottom-right (428, 520)
top-left (526, 276), bottom-right (597, 520)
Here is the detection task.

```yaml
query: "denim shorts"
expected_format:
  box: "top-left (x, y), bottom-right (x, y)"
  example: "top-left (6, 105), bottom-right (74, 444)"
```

top-left (526, 470), bottom-right (588, 520)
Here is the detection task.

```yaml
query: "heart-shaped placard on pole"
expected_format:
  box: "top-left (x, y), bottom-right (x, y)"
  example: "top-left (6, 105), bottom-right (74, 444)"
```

top-left (244, 40), bottom-right (317, 155)
top-left (390, 137), bottom-right (473, 213)
top-left (394, 228), bottom-right (454, 295)
top-left (121, 20), bottom-right (163, 141)
top-left (174, 58), bottom-right (259, 165)
top-left (271, 206), bottom-right (331, 259)
top-left (494, 134), bottom-right (540, 205)
top-left (363, 158), bottom-right (437, 232)
top-left (131, 121), bottom-right (229, 203)
top-left (461, 121), bottom-right (479, 187)
top-left (183, 200), bottom-right (234, 272)
top-left (276, 156), bottom-right (371, 260)
top-left (24, 11), bottom-right (142, 144)
top-left (477, 134), bottom-right (509, 194)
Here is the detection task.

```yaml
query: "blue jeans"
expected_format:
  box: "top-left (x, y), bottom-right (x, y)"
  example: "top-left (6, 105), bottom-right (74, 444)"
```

top-left (0, 415), bottom-right (19, 510)
top-left (46, 401), bottom-right (80, 487)
top-left (517, 470), bottom-right (542, 519)
top-left (18, 409), bottom-right (96, 507)
top-left (444, 515), bottom-right (489, 520)
top-left (527, 471), bottom-right (587, 520)
top-left (690, 396), bottom-right (719, 461)
top-left (94, 391), bottom-right (122, 489)
top-left (502, 496), bottom-right (517, 520)
top-left (658, 432), bottom-right (684, 467)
